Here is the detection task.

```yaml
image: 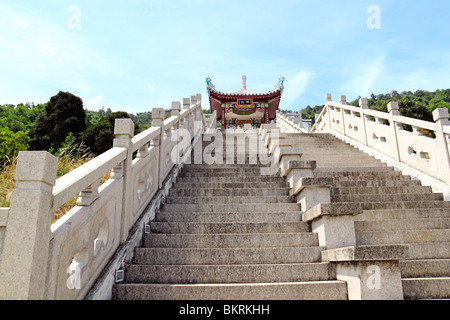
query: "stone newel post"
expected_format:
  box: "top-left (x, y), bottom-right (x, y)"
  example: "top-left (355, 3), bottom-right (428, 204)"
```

top-left (113, 118), bottom-right (135, 243)
top-left (433, 108), bottom-right (450, 184)
top-left (151, 108), bottom-right (166, 189)
top-left (387, 101), bottom-right (401, 162)
top-left (0, 151), bottom-right (58, 299)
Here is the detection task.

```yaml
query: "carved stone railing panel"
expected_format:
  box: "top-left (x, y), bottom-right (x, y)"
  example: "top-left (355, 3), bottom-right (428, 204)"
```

top-left (48, 178), bottom-right (123, 300)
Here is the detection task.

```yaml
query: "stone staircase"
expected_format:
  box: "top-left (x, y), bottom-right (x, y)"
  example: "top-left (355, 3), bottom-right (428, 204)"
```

top-left (112, 130), bottom-right (450, 300)
top-left (112, 131), bottom-right (348, 300)
top-left (283, 133), bottom-right (450, 300)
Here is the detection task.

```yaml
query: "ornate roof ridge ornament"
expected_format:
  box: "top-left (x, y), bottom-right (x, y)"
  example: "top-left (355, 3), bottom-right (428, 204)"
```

top-left (206, 75), bottom-right (284, 97)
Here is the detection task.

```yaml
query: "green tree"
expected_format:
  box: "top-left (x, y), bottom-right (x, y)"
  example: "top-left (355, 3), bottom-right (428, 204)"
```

top-left (131, 112), bottom-right (152, 131)
top-left (0, 103), bottom-right (45, 133)
top-left (0, 127), bottom-right (30, 167)
top-left (398, 100), bottom-right (433, 122)
top-left (81, 111), bottom-right (140, 156)
top-left (29, 91), bottom-right (86, 151)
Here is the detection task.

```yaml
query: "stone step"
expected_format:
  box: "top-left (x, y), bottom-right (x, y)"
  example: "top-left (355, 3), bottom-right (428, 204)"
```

top-left (324, 173), bottom-right (411, 182)
top-left (161, 203), bottom-right (301, 213)
top-left (112, 281), bottom-right (348, 300)
top-left (331, 192), bottom-right (444, 203)
top-left (402, 277), bottom-right (450, 300)
top-left (197, 149), bottom-right (265, 154)
top-left (155, 211), bottom-right (302, 223)
top-left (359, 200), bottom-right (450, 211)
top-left (165, 195), bottom-right (295, 204)
top-left (133, 246), bottom-right (323, 265)
top-left (331, 185), bottom-right (432, 195)
top-left (190, 154), bottom-right (268, 159)
top-left (356, 229), bottom-right (450, 246)
top-left (181, 168), bottom-right (268, 174)
top-left (294, 148), bottom-right (366, 154)
top-left (149, 221), bottom-right (308, 234)
top-left (176, 176), bottom-right (284, 184)
top-left (184, 164), bottom-right (264, 169)
top-left (169, 187), bottom-right (290, 197)
top-left (143, 232), bottom-right (319, 248)
top-left (200, 149), bottom-right (263, 154)
top-left (314, 162), bottom-right (387, 168)
top-left (180, 171), bottom-right (279, 178)
top-left (172, 181), bottom-right (288, 189)
top-left (408, 242), bottom-right (450, 259)
top-left (123, 262), bottom-right (336, 284)
top-left (299, 152), bottom-right (379, 158)
top-left (400, 259), bottom-right (450, 278)
top-left (354, 218), bottom-right (450, 232)
top-left (282, 133), bottom-right (330, 138)
top-left (314, 167), bottom-right (396, 174)
top-left (288, 143), bottom-right (368, 149)
top-left (355, 208), bottom-right (450, 221)
top-left (335, 180), bottom-right (422, 188)
top-left (182, 166), bottom-right (267, 172)
top-left (187, 157), bottom-right (271, 165)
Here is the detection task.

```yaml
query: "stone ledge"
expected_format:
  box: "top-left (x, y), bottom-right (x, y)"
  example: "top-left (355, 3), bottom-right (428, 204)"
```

top-left (281, 160), bottom-right (317, 177)
top-left (264, 131), bottom-right (287, 147)
top-left (273, 147), bottom-right (303, 162)
top-left (290, 177), bottom-right (334, 196)
top-left (302, 202), bottom-right (363, 222)
top-left (321, 245), bottom-right (410, 262)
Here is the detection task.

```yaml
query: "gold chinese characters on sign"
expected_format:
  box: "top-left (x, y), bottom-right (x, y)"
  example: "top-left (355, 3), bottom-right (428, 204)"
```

top-left (236, 98), bottom-right (254, 109)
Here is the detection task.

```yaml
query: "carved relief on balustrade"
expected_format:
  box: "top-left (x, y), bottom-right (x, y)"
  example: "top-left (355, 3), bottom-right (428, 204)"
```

top-left (130, 146), bottom-right (159, 223)
top-left (48, 179), bottom-right (123, 300)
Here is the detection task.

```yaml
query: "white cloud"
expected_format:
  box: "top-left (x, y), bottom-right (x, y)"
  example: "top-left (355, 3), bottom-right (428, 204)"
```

top-left (0, 3), bottom-right (121, 103)
top-left (89, 94), bottom-right (103, 105)
top-left (281, 71), bottom-right (313, 108)
top-left (339, 55), bottom-right (385, 99)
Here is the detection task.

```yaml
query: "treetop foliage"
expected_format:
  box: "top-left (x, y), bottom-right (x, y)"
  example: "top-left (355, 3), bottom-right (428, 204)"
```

top-left (29, 91), bottom-right (86, 151)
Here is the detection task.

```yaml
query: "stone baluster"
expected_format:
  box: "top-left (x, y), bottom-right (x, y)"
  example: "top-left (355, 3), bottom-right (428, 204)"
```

top-left (136, 143), bottom-right (149, 159)
top-left (77, 178), bottom-right (101, 206)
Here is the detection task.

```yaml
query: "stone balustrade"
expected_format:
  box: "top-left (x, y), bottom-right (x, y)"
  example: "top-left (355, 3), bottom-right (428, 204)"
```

top-left (276, 111), bottom-right (309, 133)
top-left (305, 94), bottom-right (450, 198)
top-left (0, 94), bottom-right (206, 300)
top-left (203, 110), bottom-right (217, 133)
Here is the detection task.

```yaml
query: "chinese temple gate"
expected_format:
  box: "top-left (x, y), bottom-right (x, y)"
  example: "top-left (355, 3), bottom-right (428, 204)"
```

top-left (206, 76), bottom-right (284, 129)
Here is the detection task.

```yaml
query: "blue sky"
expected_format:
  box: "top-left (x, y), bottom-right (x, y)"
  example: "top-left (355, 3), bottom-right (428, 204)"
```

top-left (1, 0), bottom-right (450, 113)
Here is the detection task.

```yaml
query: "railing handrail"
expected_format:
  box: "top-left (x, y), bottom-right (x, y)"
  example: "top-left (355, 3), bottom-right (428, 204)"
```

top-left (131, 127), bottom-right (161, 153)
top-left (52, 147), bottom-right (127, 210)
